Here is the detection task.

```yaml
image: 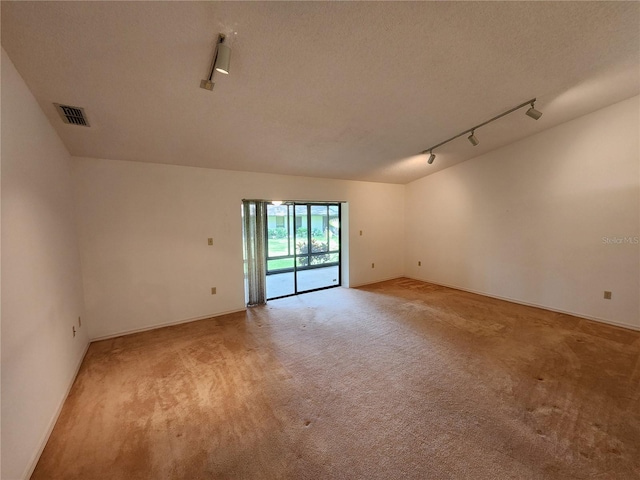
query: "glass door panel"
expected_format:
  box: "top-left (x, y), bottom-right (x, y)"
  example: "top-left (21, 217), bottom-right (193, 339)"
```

top-left (266, 202), bottom-right (341, 300)
top-left (296, 265), bottom-right (339, 292)
top-left (329, 205), bottom-right (339, 252)
top-left (294, 204), bottom-right (309, 268)
top-left (265, 204), bottom-right (294, 298)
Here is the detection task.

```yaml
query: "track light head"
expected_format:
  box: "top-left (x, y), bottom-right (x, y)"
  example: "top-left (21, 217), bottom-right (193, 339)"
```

top-left (468, 131), bottom-right (479, 146)
top-left (200, 33), bottom-right (231, 91)
top-left (215, 41), bottom-right (231, 74)
top-left (427, 152), bottom-right (436, 165)
top-left (526, 102), bottom-right (542, 120)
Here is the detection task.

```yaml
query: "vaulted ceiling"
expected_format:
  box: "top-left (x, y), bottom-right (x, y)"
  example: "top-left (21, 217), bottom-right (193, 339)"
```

top-left (2, 1), bottom-right (638, 184)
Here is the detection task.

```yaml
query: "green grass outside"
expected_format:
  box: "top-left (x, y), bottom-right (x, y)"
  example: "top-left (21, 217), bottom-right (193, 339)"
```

top-left (268, 235), bottom-right (339, 255)
top-left (268, 238), bottom-right (291, 256)
top-left (268, 258), bottom-right (294, 270)
top-left (267, 234), bottom-right (339, 272)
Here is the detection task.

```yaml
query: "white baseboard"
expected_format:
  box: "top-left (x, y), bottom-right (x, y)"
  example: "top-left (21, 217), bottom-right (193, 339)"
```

top-left (405, 275), bottom-right (640, 332)
top-left (349, 275), bottom-right (404, 289)
top-left (90, 308), bottom-right (247, 342)
top-left (22, 340), bottom-right (91, 480)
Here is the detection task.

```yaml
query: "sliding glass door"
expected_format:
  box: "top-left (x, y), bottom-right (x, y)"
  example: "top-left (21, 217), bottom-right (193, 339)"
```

top-left (265, 202), bottom-right (341, 300)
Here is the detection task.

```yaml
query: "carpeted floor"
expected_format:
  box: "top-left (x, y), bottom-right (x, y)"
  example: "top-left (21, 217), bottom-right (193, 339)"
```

top-left (32, 278), bottom-right (640, 479)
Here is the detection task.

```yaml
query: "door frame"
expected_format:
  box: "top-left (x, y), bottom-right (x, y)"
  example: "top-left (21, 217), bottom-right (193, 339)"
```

top-left (265, 201), bottom-right (341, 300)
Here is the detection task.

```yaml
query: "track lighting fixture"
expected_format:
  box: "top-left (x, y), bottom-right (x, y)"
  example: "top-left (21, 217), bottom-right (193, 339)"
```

top-left (200, 33), bottom-right (231, 91)
top-left (421, 98), bottom-right (542, 165)
top-left (215, 41), bottom-right (231, 75)
top-left (526, 102), bottom-right (542, 120)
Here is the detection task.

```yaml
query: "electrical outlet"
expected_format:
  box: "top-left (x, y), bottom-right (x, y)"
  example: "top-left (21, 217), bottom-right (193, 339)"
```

top-left (371, 263), bottom-right (375, 268)
top-left (78, 316), bottom-right (82, 327)
top-left (604, 291), bottom-right (612, 300)
top-left (418, 261), bottom-right (422, 266)
top-left (72, 326), bottom-right (76, 338)
top-left (208, 238), bottom-right (213, 246)
top-left (211, 287), bottom-right (217, 295)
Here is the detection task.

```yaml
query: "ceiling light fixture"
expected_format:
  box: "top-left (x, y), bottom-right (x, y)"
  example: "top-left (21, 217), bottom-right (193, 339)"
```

top-left (200, 33), bottom-right (231, 91)
top-left (526, 101), bottom-right (543, 120)
top-left (421, 98), bottom-right (542, 165)
top-left (215, 41), bottom-right (231, 75)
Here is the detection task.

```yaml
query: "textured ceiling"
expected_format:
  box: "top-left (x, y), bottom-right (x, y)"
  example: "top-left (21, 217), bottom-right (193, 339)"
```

top-left (2, 1), bottom-right (639, 184)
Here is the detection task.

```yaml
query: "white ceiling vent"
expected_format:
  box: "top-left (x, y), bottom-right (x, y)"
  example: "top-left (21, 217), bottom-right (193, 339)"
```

top-left (54, 103), bottom-right (90, 127)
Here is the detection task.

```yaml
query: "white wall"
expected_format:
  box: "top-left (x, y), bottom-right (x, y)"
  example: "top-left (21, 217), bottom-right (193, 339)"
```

top-left (72, 158), bottom-right (405, 340)
top-left (406, 96), bottom-right (640, 330)
top-left (1, 49), bottom-right (89, 480)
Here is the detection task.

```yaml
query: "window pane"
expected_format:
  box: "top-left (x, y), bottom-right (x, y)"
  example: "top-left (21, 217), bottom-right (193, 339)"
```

top-left (272, 238), bottom-right (291, 257)
top-left (295, 205), bottom-right (308, 240)
top-left (310, 205), bottom-right (327, 215)
top-left (288, 205), bottom-right (295, 255)
top-left (268, 258), bottom-right (294, 270)
top-left (266, 204), bottom-right (288, 257)
top-left (311, 236), bottom-right (328, 253)
top-left (266, 270), bottom-right (295, 298)
top-left (310, 206), bottom-right (328, 240)
top-left (296, 265), bottom-right (339, 292)
top-left (329, 205), bottom-right (339, 251)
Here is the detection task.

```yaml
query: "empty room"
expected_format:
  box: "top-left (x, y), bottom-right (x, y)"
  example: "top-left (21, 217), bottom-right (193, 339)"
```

top-left (1, 2), bottom-right (639, 479)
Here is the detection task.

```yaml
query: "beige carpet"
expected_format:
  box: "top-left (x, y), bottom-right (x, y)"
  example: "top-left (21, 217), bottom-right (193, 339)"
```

top-left (32, 278), bottom-right (640, 479)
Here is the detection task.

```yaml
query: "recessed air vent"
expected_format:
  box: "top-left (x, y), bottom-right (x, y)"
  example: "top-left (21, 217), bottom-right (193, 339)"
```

top-left (54, 103), bottom-right (90, 127)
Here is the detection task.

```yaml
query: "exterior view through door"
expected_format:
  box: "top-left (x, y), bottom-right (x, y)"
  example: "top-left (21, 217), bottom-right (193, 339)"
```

top-left (266, 202), bottom-right (341, 299)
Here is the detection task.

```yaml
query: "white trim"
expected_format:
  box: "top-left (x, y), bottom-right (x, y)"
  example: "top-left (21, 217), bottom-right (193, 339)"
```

top-left (350, 275), bottom-right (404, 289)
top-left (90, 308), bottom-right (247, 342)
top-left (405, 276), bottom-right (640, 332)
top-left (22, 340), bottom-right (91, 480)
